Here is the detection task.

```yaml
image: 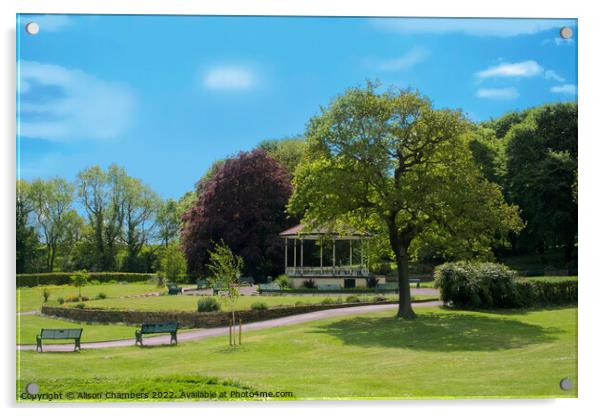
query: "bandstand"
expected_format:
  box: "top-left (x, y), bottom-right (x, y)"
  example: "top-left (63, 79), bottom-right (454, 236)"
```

top-left (279, 224), bottom-right (383, 289)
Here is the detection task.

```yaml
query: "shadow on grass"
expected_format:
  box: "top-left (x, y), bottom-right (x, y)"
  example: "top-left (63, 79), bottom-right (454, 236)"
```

top-left (314, 312), bottom-right (562, 352)
top-left (466, 304), bottom-right (578, 316)
top-left (136, 343), bottom-right (179, 349)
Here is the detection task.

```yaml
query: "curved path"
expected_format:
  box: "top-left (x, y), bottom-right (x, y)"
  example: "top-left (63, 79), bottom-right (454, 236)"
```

top-left (18, 300), bottom-right (442, 352)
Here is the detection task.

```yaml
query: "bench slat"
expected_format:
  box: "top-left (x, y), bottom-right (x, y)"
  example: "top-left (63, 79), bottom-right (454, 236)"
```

top-left (140, 322), bottom-right (178, 334)
top-left (318, 284), bottom-right (341, 291)
top-left (258, 283), bottom-right (281, 291)
top-left (40, 328), bottom-right (83, 339)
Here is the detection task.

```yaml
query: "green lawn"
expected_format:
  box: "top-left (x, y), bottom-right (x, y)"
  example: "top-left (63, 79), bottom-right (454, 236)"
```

top-left (17, 306), bottom-right (577, 401)
top-left (65, 293), bottom-right (437, 312)
top-left (17, 283), bottom-right (177, 313)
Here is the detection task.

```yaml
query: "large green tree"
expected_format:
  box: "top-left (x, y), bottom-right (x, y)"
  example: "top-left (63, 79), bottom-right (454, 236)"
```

top-left (122, 176), bottom-right (161, 271)
top-left (77, 164), bottom-right (127, 270)
top-left (29, 178), bottom-right (80, 272)
top-left (156, 199), bottom-right (181, 247)
top-left (16, 180), bottom-right (41, 273)
top-left (289, 84), bottom-right (523, 319)
top-left (504, 103), bottom-right (578, 263)
top-left (258, 136), bottom-right (306, 174)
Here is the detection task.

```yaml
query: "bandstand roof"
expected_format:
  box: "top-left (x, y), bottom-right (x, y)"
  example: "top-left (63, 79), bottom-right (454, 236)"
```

top-left (279, 223), bottom-right (371, 239)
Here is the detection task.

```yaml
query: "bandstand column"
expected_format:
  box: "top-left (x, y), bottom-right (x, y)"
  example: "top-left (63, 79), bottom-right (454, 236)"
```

top-left (320, 241), bottom-right (323, 272)
top-left (360, 239), bottom-right (364, 268)
top-left (293, 238), bottom-right (297, 270)
top-left (300, 238), bottom-right (304, 270)
top-left (284, 238), bottom-right (288, 270)
top-left (349, 240), bottom-right (353, 267)
top-left (332, 239), bottom-right (336, 271)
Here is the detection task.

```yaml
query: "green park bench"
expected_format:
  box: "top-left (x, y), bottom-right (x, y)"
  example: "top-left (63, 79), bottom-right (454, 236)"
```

top-left (258, 283), bottom-right (281, 292)
top-left (409, 278), bottom-right (421, 288)
top-left (36, 328), bottom-right (83, 352)
top-left (135, 322), bottom-right (179, 347)
top-left (318, 284), bottom-right (341, 291)
top-left (375, 283), bottom-right (398, 293)
top-left (212, 282), bottom-right (228, 295)
top-left (196, 278), bottom-right (210, 290)
top-left (167, 282), bottom-right (182, 295)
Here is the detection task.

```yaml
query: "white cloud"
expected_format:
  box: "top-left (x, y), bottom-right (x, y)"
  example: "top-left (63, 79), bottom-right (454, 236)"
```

top-left (550, 84), bottom-right (577, 95)
top-left (367, 47), bottom-right (430, 71)
top-left (21, 15), bottom-right (73, 32)
top-left (555, 37), bottom-right (575, 46)
top-left (18, 60), bottom-right (136, 142)
top-left (476, 87), bottom-right (519, 100)
top-left (544, 70), bottom-right (566, 83)
top-left (476, 60), bottom-right (543, 79)
top-left (543, 37), bottom-right (575, 47)
top-left (370, 18), bottom-right (575, 38)
top-left (202, 66), bottom-right (256, 90)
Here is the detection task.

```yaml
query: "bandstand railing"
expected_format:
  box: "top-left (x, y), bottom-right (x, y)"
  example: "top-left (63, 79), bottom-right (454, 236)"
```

top-left (286, 266), bottom-right (370, 277)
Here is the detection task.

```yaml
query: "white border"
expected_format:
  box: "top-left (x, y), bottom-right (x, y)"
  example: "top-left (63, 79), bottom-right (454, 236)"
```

top-left (2, 1), bottom-right (601, 416)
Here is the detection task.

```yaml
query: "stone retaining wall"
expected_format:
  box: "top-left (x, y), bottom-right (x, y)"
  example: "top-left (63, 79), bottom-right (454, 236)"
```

top-left (41, 301), bottom-right (404, 328)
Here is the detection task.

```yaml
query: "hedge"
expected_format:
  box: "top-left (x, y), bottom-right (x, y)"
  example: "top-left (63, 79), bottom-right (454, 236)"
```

top-left (516, 280), bottom-right (578, 306)
top-left (435, 261), bottom-right (577, 309)
top-left (16, 272), bottom-right (157, 287)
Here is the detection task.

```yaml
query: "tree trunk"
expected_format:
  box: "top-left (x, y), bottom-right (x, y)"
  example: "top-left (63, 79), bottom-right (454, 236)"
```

top-left (46, 243), bottom-right (56, 272)
top-left (49, 244), bottom-right (56, 272)
top-left (394, 248), bottom-right (416, 320)
top-left (387, 220), bottom-right (416, 320)
top-left (564, 234), bottom-right (575, 265)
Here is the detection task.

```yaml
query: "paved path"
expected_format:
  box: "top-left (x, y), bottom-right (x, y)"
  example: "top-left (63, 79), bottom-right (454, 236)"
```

top-left (18, 300), bottom-right (442, 352)
top-left (17, 310), bottom-right (38, 316)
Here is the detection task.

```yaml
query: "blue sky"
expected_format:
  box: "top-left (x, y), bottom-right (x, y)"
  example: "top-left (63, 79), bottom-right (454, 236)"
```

top-left (17, 15), bottom-right (577, 200)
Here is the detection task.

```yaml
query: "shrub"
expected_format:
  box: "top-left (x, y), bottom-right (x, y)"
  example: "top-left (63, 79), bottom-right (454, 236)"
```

top-left (294, 301), bottom-right (305, 306)
top-left (434, 262), bottom-right (520, 309)
top-left (434, 262), bottom-right (577, 309)
top-left (42, 288), bottom-right (50, 303)
top-left (346, 295), bottom-right (361, 303)
top-left (302, 279), bottom-right (317, 289)
top-left (158, 244), bottom-right (188, 284)
top-left (75, 303), bottom-right (86, 309)
top-left (250, 302), bottom-right (268, 310)
top-left (372, 295), bottom-right (387, 302)
top-left (64, 294), bottom-right (80, 303)
top-left (516, 280), bottom-right (577, 306)
top-left (70, 270), bottom-right (90, 301)
top-left (274, 274), bottom-right (289, 289)
top-left (320, 297), bottom-right (335, 305)
top-left (197, 297), bottom-right (221, 312)
top-left (57, 297), bottom-right (64, 305)
top-left (95, 292), bottom-right (107, 300)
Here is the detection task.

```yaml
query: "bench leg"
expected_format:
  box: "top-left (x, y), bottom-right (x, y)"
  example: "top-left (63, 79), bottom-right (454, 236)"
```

top-left (36, 337), bottom-right (42, 353)
top-left (75, 338), bottom-right (81, 351)
top-left (171, 332), bottom-right (177, 345)
top-left (135, 331), bottom-right (143, 346)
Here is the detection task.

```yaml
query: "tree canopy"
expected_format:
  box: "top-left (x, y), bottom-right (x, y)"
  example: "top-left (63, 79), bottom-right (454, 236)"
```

top-left (181, 149), bottom-right (294, 279)
top-left (504, 103), bottom-right (578, 263)
top-left (289, 83), bottom-right (523, 319)
top-left (258, 136), bottom-right (306, 174)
